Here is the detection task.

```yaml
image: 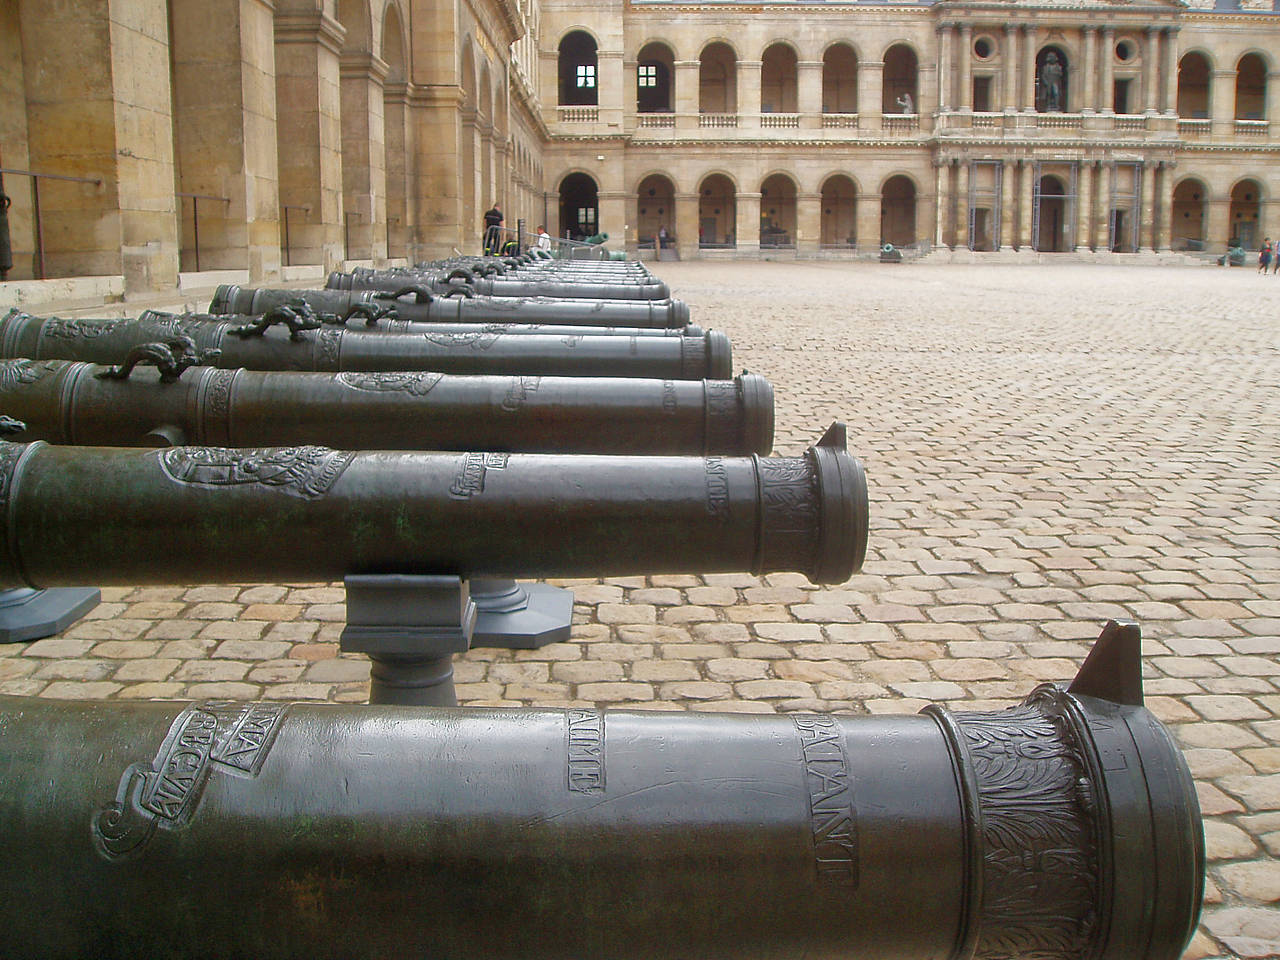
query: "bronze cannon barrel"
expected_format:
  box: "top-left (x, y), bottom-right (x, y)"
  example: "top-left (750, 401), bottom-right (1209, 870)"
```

top-left (0, 360), bottom-right (774, 455)
top-left (0, 632), bottom-right (1202, 960)
top-left (0, 425), bottom-right (864, 586)
top-left (330, 269), bottom-right (672, 301)
top-left (144, 309), bottom-right (705, 339)
top-left (0, 311), bottom-right (729, 379)
top-left (213, 285), bottom-right (691, 328)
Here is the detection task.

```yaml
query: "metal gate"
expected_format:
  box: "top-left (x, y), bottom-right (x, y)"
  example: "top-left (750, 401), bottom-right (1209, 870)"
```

top-left (967, 161), bottom-right (1003, 251)
top-left (1108, 162), bottom-right (1141, 253)
top-left (1031, 161), bottom-right (1078, 252)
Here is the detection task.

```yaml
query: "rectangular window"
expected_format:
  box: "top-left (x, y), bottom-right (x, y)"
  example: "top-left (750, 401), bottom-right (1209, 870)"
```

top-left (576, 64), bottom-right (596, 88)
top-left (638, 65), bottom-right (657, 87)
top-left (973, 76), bottom-right (992, 112)
top-left (578, 207), bottom-right (596, 228)
top-left (1113, 78), bottom-right (1131, 114)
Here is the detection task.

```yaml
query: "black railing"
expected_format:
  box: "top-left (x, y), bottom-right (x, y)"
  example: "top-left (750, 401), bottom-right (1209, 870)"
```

top-left (0, 167), bottom-right (104, 281)
top-left (175, 191), bottom-right (230, 272)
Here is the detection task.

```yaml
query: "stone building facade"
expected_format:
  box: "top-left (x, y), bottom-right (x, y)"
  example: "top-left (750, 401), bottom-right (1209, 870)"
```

top-left (1, 0), bottom-right (1278, 296)
top-left (541, 0), bottom-right (1280, 260)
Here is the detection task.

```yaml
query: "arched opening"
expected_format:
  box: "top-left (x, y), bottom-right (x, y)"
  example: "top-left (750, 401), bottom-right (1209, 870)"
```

top-left (1235, 53), bottom-right (1267, 120)
top-left (559, 172), bottom-right (599, 240)
top-left (559, 31), bottom-right (598, 106)
top-left (1229, 179), bottom-right (1263, 248)
top-left (1035, 46), bottom-right (1069, 112)
top-left (637, 174), bottom-right (677, 248)
top-left (761, 43), bottom-right (798, 113)
top-left (881, 175), bottom-right (916, 247)
top-left (698, 174), bottom-right (737, 248)
top-left (820, 175), bottom-right (857, 249)
top-left (700, 42), bottom-right (737, 114)
top-left (1036, 175), bottom-right (1067, 252)
top-left (882, 45), bottom-right (918, 114)
top-left (759, 173), bottom-right (797, 247)
top-left (823, 44), bottom-right (858, 114)
top-left (382, 1), bottom-right (411, 260)
top-left (1177, 52), bottom-right (1211, 119)
top-left (637, 42), bottom-right (675, 113)
top-left (1171, 179), bottom-right (1208, 250)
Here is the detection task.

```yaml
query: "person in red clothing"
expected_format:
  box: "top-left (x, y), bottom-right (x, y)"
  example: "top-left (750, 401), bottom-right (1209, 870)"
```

top-left (1258, 237), bottom-right (1272, 274)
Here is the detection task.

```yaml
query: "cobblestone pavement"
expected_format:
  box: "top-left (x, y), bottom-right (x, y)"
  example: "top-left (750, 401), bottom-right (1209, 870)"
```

top-left (3, 260), bottom-right (1278, 957)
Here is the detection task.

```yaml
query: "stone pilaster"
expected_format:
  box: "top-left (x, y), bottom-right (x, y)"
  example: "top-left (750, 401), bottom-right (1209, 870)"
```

top-left (340, 51), bottom-right (390, 261)
top-left (956, 160), bottom-right (971, 249)
top-left (959, 25), bottom-right (973, 112)
top-left (938, 24), bottom-right (954, 112)
top-left (856, 192), bottom-right (882, 252)
top-left (675, 191), bottom-right (700, 259)
top-left (798, 61), bottom-right (823, 129)
top-left (1003, 25), bottom-right (1018, 112)
top-left (1100, 28), bottom-right (1115, 114)
top-left (859, 60), bottom-right (884, 131)
top-left (1162, 28), bottom-right (1180, 115)
top-left (1000, 159), bottom-right (1017, 249)
top-left (1075, 161), bottom-right (1093, 251)
top-left (274, 9), bottom-right (346, 270)
top-left (674, 61), bottom-right (699, 131)
top-left (1144, 27), bottom-right (1160, 114)
top-left (1019, 159), bottom-right (1035, 249)
top-left (738, 60), bottom-right (761, 128)
top-left (1081, 26), bottom-right (1098, 114)
top-left (796, 192), bottom-right (821, 254)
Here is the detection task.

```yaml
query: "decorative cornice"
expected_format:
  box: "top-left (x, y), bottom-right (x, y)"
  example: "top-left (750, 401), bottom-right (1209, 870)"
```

top-left (273, 11), bottom-right (346, 55)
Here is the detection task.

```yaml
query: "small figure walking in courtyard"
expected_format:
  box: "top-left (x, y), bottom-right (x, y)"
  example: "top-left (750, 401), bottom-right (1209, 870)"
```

top-left (1258, 237), bottom-right (1271, 274)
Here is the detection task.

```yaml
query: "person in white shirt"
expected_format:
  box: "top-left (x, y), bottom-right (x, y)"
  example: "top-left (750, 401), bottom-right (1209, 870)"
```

top-left (536, 225), bottom-right (551, 251)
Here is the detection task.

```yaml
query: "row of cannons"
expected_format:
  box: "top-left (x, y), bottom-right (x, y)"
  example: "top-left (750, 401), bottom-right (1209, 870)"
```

top-left (0, 254), bottom-right (1203, 959)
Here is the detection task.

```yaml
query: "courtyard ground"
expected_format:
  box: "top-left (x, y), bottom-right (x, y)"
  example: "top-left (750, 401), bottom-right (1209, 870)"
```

top-left (2, 259), bottom-right (1278, 957)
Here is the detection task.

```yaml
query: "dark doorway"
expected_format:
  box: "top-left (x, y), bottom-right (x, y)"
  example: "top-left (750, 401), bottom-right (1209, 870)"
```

top-left (559, 173), bottom-right (599, 239)
top-left (1036, 175), bottom-right (1066, 251)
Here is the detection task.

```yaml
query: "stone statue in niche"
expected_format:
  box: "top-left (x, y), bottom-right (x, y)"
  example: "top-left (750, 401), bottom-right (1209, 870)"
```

top-left (1039, 52), bottom-right (1065, 112)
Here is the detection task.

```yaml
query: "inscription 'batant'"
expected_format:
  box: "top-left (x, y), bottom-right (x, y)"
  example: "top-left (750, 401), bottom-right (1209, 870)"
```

top-left (793, 714), bottom-right (858, 891)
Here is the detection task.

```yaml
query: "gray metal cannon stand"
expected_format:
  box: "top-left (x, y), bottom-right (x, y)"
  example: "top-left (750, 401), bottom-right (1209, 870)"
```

top-left (0, 587), bottom-right (101, 643)
top-left (340, 575), bottom-right (575, 706)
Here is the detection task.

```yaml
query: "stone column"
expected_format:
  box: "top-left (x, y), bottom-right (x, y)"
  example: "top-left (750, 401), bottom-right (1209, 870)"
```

top-left (1021, 26), bottom-right (1037, 112)
top-left (1019, 159), bottom-right (1035, 249)
top-left (674, 60), bottom-right (700, 131)
top-left (736, 191), bottom-right (761, 254)
top-left (859, 60), bottom-right (884, 132)
top-left (384, 81), bottom-right (414, 262)
top-left (955, 160), bottom-right (970, 249)
top-left (1210, 70), bottom-right (1235, 136)
top-left (169, 0), bottom-right (282, 280)
top-left (341, 51), bottom-right (389, 262)
top-left (934, 160), bottom-right (949, 247)
top-left (1144, 27), bottom-right (1160, 114)
top-left (1139, 161), bottom-right (1156, 251)
top-left (597, 49), bottom-right (625, 129)
top-left (798, 61), bottom-right (823, 129)
top-left (958, 25), bottom-right (974, 112)
top-left (796, 192), bottom-right (821, 254)
top-left (1100, 27), bottom-right (1115, 114)
top-left (674, 191), bottom-right (700, 259)
top-left (937, 24), bottom-right (953, 112)
top-left (1269, 70), bottom-right (1280, 125)
top-left (1205, 197), bottom-right (1230, 254)
top-left (1075, 161), bottom-right (1093, 251)
top-left (1157, 162), bottom-right (1176, 252)
top-left (1004, 25), bottom-right (1019, 112)
top-left (1163, 28), bottom-right (1180, 114)
top-left (1081, 26), bottom-right (1098, 114)
top-left (18, 0), bottom-right (182, 291)
top-left (275, 8), bottom-right (346, 270)
top-left (856, 191), bottom-right (882, 253)
top-left (1098, 162), bottom-right (1115, 250)
top-left (1000, 159), bottom-right (1017, 249)
top-left (598, 190), bottom-right (627, 246)
top-left (739, 60), bottom-right (762, 128)
top-left (409, 85), bottom-right (463, 261)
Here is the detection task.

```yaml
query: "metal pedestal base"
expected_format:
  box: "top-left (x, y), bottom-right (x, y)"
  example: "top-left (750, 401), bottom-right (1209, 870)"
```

top-left (0, 587), bottom-right (101, 644)
top-left (340, 575), bottom-right (475, 706)
top-left (470, 579), bottom-right (574, 649)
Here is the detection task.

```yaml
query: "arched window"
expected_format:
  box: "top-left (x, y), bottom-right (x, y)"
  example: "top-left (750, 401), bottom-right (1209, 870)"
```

top-left (761, 44), bottom-right (797, 113)
top-left (637, 42), bottom-right (675, 113)
top-left (823, 45), bottom-right (858, 114)
top-left (699, 43), bottom-right (737, 114)
top-left (559, 173), bottom-right (599, 239)
top-left (1177, 53), bottom-right (1211, 118)
top-left (559, 32), bottom-right (599, 106)
top-left (882, 45), bottom-right (918, 114)
top-left (1235, 53), bottom-right (1266, 120)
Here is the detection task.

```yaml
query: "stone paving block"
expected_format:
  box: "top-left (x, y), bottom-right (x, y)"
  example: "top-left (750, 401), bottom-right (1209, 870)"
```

top-left (21, 637), bottom-right (96, 658)
top-left (113, 659), bottom-right (180, 682)
top-left (39, 682), bottom-right (123, 699)
top-left (63, 619), bottom-right (151, 641)
top-left (303, 659), bottom-right (371, 683)
top-left (631, 661), bottom-right (700, 682)
top-left (146, 620), bottom-right (205, 641)
top-left (577, 682), bottom-right (655, 702)
top-left (1188, 696), bottom-right (1271, 722)
top-left (734, 679), bottom-right (814, 700)
top-left (116, 682), bottom-right (186, 699)
top-left (173, 660), bottom-right (251, 683)
top-left (34, 660), bottom-right (116, 682)
top-left (0, 660), bottom-right (36, 681)
top-left (659, 681), bottom-right (732, 700)
top-left (248, 661), bottom-right (308, 684)
top-left (552, 661), bottom-right (624, 684)
top-left (660, 606), bottom-right (718, 624)
top-left (184, 682), bottom-right (261, 699)
top-left (262, 683), bottom-right (333, 701)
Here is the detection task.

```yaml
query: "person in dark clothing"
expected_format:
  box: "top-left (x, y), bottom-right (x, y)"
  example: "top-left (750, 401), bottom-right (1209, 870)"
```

top-left (482, 203), bottom-right (503, 254)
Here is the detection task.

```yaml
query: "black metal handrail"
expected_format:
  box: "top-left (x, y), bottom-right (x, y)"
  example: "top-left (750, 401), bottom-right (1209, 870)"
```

top-left (175, 191), bottom-right (230, 272)
top-left (280, 204), bottom-right (311, 267)
top-left (0, 167), bottom-right (104, 281)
